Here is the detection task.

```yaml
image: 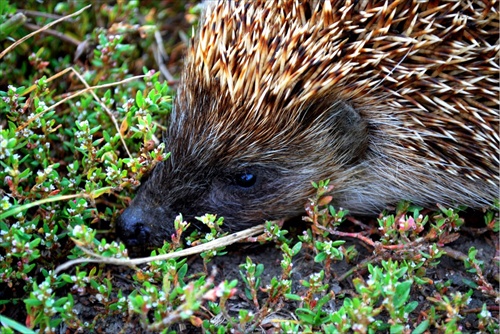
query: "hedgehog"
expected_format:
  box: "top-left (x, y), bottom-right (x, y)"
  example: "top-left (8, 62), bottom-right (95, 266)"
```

top-left (116, 0), bottom-right (500, 248)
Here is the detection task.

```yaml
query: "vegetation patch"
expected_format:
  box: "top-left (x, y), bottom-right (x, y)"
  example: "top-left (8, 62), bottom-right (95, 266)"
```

top-left (0, 1), bottom-right (498, 333)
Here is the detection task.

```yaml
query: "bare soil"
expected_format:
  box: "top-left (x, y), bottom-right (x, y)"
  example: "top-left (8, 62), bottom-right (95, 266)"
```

top-left (53, 214), bottom-right (499, 333)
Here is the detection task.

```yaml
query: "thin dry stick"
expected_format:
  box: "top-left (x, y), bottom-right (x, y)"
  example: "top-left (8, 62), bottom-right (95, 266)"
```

top-left (21, 68), bottom-right (74, 96)
top-left (20, 67), bottom-right (136, 158)
top-left (153, 30), bottom-right (175, 82)
top-left (0, 5), bottom-right (91, 60)
top-left (67, 67), bottom-right (133, 158)
top-left (54, 224), bottom-right (266, 274)
top-left (20, 9), bottom-right (77, 21)
top-left (23, 22), bottom-right (81, 46)
top-left (16, 74), bottom-right (146, 134)
top-left (0, 194), bottom-right (86, 220)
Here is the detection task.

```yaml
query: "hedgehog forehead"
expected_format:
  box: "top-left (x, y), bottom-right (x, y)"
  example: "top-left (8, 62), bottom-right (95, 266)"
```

top-left (168, 97), bottom-right (300, 169)
top-left (170, 67), bottom-right (318, 165)
top-left (169, 83), bottom-right (351, 175)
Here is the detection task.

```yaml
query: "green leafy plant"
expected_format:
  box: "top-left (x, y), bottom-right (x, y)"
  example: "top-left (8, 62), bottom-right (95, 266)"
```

top-left (0, 1), bottom-right (498, 333)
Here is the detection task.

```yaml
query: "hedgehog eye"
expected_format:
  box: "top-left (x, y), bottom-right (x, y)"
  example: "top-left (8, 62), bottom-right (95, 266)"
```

top-left (234, 172), bottom-right (257, 188)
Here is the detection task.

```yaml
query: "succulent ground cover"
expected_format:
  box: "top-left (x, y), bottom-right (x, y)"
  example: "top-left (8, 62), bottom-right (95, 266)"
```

top-left (0, 1), bottom-right (498, 333)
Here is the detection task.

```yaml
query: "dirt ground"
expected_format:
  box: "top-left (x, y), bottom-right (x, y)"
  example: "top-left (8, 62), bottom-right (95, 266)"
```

top-left (53, 213), bottom-right (498, 333)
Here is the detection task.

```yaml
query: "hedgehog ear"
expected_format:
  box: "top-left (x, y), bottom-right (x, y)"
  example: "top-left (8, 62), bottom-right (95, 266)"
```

top-left (298, 98), bottom-right (368, 164)
top-left (328, 100), bottom-right (368, 164)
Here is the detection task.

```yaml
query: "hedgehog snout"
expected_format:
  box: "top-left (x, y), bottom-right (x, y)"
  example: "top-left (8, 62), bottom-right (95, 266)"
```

top-left (116, 197), bottom-right (177, 250)
top-left (115, 205), bottom-right (152, 247)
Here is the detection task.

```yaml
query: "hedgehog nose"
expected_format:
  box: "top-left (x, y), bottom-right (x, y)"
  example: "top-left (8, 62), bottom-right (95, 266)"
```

top-left (116, 206), bottom-right (151, 247)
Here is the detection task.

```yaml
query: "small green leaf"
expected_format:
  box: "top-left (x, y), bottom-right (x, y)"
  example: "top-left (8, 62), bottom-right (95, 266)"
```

top-left (291, 241), bottom-right (302, 256)
top-left (330, 240), bottom-right (346, 247)
top-left (393, 280), bottom-right (412, 309)
top-left (314, 252), bottom-right (327, 263)
top-left (411, 320), bottom-right (429, 334)
top-left (284, 293), bottom-right (302, 301)
top-left (404, 301), bottom-right (418, 314)
top-left (0, 314), bottom-right (36, 334)
top-left (24, 299), bottom-right (42, 307)
top-left (295, 308), bottom-right (316, 324)
top-left (136, 90), bottom-right (144, 108)
top-left (390, 324), bottom-right (404, 334)
top-left (90, 186), bottom-right (113, 198)
top-left (255, 263), bottom-right (264, 277)
top-left (177, 263), bottom-right (188, 280)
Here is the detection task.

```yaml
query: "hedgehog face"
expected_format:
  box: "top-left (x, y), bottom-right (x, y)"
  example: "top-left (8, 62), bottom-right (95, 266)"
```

top-left (115, 157), bottom-right (304, 248)
top-left (116, 91), bottom-right (368, 249)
